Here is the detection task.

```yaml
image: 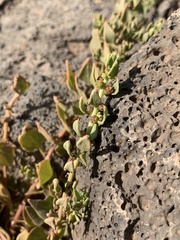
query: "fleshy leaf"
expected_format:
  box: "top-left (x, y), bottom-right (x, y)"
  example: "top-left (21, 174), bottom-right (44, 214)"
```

top-left (27, 226), bottom-right (46, 240)
top-left (79, 97), bottom-right (86, 114)
top-left (0, 140), bottom-right (15, 166)
top-left (56, 197), bottom-right (68, 209)
top-left (54, 96), bottom-right (71, 133)
top-left (90, 29), bottom-right (101, 57)
top-left (55, 141), bottom-right (68, 157)
top-left (18, 127), bottom-right (46, 152)
top-left (63, 140), bottom-right (72, 157)
top-left (88, 89), bottom-right (101, 107)
top-left (73, 119), bottom-right (82, 137)
top-left (64, 161), bottom-right (74, 173)
top-left (24, 206), bottom-right (43, 226)
top-left (74, 76), bottom-right (87, 102)
top-left (0, 227), bottom-right (11, 240)
top-left (112, 78), bottom-right (120, 95)
top-left (36, 122), bottom-right (54, 143)
top-left (79, 152), bottom-right (87, 167)
top-left (64, 159), bottom-right (79, 173)
top-left (72, 101), bottom-right (84, 116)
top-left (12, 74), bottom-right (30, 95)
top-left (78, 58), bottom-right (92, 84)
top-left (89, 123), bottom-right (99, 140)
top-left (105, 53), bottom-right (119, 78)
top-left (0, 182), bottom-right (13, 210)
top-left (76, 135), bottom-right (91, 152)
top-left (103, 21), bottom-right (116, 43)
top-left (66, 60), bottom-right (77, 92)
top-left (36, 159), bottom-right (53, 187)
top-left (16, 229), bottom-right (29, 240)
top-left (28, 196), bottom-right (53, 219)
top-left (23, 207), bottom-right (36, 226)
top-left (44, 217), bottom-right (56, 230)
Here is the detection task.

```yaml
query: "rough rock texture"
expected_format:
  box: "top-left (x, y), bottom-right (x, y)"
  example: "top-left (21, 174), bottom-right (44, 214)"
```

top-left (74, 9), bottom-right (180, 240)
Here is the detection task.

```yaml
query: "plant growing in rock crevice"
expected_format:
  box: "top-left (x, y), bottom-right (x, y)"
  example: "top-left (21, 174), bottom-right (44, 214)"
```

top-left (0, 0), bottom-right (165, 239)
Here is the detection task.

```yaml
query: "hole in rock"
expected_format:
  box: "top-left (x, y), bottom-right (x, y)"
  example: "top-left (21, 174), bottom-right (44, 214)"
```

top-left (150, 162), bottom-right (156, 173)
top-left (173, 111), bottom-right (179, 118)
top-left (153, 48), bottom-right (160, 56)
top-left (151, 128), bottom-right (161, 142)
top-left (143, 136), bottom-right (148, 142)
top-left (129, 95), bottom-right (137, 103)
top-left (167, 205), bottom-right (175, 214)
top-left (138, 161), bottom-right (143, 166)
top-left (124, 163), bottom-right (130, 173)
top-left (115, 171), bottom-right (123, 188)
top-left (107, 181), bottom-right (111, 187)
top-left (121, 201), bottom-right (126, 210)
top-left (136, 168), bottom-right (143, 178)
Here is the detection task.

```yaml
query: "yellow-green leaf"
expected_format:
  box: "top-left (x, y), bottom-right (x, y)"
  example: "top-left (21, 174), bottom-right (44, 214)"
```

top-left (0, 140), bottom-right (15, 166)
top-left (27, 226), bottom-right (46, 240)
top-left (0, 182), bottom-right (13, 210)
top-left (0, 227), bottom-right (11, 240)
top-left (18, 127), bottom-right (46, 152)
top-left (12, 74), bottom-right (30, 95)
top-left (78, 58), bottom-right (92, 84)
top-left (36, 159), bottom-right (53, 186)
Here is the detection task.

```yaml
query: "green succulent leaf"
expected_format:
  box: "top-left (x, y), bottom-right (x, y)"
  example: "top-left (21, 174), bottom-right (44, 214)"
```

top-left (36, 122), bottom-right (54, 143)
top-left (73, 119), bottom-right (82, 137)
top-left (64, 160), bottom-right (74, 173)
top-left (44, 217), bottom-right (56, 230)
top-left (63, 140), bottom-right (72, 157)
top-left (90, 29), bottom-right (101, 57)
top-left (18, 127), bottom-right (46, 152)
top-left (24, 206), bottom-right (44, 226)
top-left (105, 53), bottom-right (119, 78)
top-left (78, 58), bottom-right (92, 84)
top-left (79, 152), bottom-right (87, 167)
top-left (12, 74), bottom-right (30, 95)
top-left (16, 229), bottom-right (29, 240)
top-left (76, 135), bottom-right (91, 152)
top-left (66, 59), bottom-right (77, 92)
top-left (0, 227), bottom-right (11, 240)
top-left (0, 182), bottom-right (13, 210)
top-left (27, 226), bottom-right (46, 240)
top-left (64, 159), bottom-right (79, 173)
top-left (74, 76), bottom-right (87, 102)
top-left (36, 159), bottom-right (53, 187)
top-left (79, 96), bottom-right (87, 114)
top-left (56, 197), bottom-right (68, 209)
top-left (112, 78), bottom-right (120, 95)
top-left (103, 21), bottom-right (116, 43)
top-left (88, 88), bottom-right (101, 107)
top-left (54, 96), bottom-right (71, 133)
top-left (0, 140), bottom-right (15, 166)
top-left (55, 141), bottom-right (68, 157)
top-left (28, 196), bottom-right (53, 219)
top-left (89, 123), bottom-right (99, 140)
top-left (72, 101), bottom-right (84, 116)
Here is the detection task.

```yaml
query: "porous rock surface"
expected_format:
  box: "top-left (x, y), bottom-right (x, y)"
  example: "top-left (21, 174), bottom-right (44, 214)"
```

top-left (74, 9), bottom-right (180, 240)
